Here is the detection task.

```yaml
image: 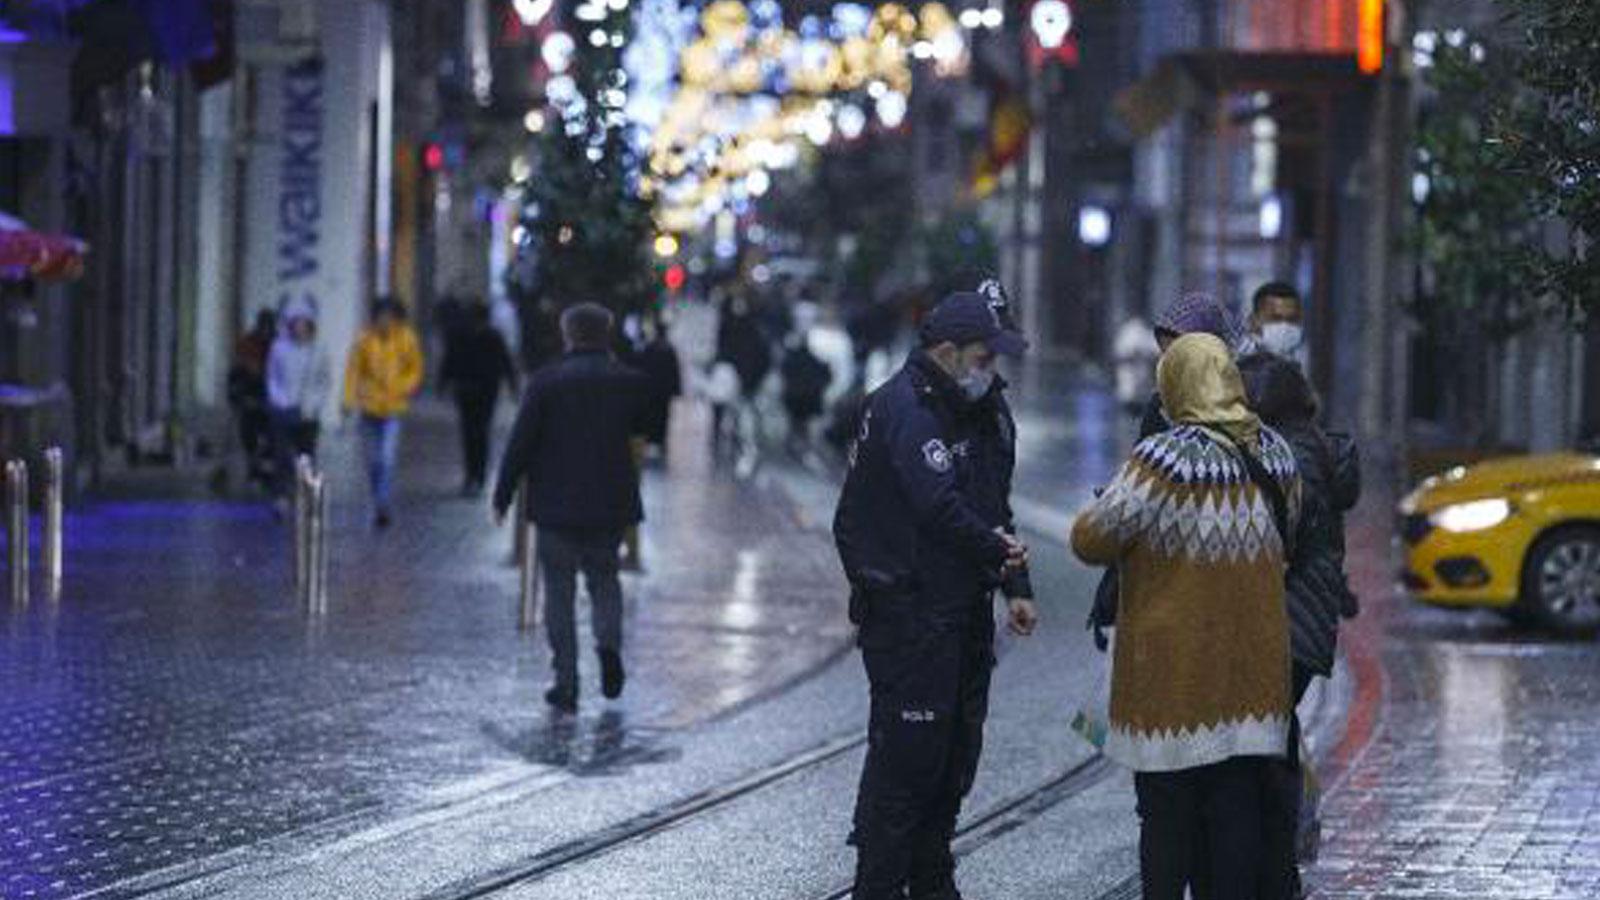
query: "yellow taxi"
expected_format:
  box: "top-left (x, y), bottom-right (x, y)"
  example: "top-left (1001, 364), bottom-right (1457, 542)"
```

top-left (1399, 451), bottom-right (1600, 633)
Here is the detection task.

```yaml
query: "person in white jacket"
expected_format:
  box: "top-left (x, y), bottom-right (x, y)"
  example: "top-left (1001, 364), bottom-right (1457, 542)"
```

top-left (266, 307), bottom-right (331, 509)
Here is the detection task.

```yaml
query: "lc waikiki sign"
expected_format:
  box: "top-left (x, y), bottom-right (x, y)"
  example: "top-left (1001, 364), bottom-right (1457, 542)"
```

top-left (277, 57), bottom-right (325, 311)
top-left (242, 0), bottom-right (391, 418)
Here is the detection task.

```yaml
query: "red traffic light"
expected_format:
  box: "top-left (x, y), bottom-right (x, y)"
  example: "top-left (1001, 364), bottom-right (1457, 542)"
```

top-left (663, 264), bottom-right (686, 292)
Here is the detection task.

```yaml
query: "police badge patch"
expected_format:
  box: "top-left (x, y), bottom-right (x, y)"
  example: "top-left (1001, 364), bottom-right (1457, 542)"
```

top-left (922, 438), bottom-right (952, 473)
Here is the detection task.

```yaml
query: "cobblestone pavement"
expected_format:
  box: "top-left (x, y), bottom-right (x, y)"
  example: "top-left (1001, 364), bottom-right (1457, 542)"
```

top-left (0, 400), bottom-right (849, 900)
top-left (1306, 494), bottom-right (1600, 900)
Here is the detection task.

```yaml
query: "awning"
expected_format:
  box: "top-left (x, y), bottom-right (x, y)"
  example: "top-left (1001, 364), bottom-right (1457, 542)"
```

top-left (0, 212), bottom-right (88, 282)
top-left (1114, 51), bottom-right (1367, 139)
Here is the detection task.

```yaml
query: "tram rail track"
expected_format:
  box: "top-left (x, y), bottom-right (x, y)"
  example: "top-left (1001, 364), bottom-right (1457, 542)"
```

top-left (426, 730), bottom-right (869, 899)
top-left (427, 720), bottom-right (1115, 900)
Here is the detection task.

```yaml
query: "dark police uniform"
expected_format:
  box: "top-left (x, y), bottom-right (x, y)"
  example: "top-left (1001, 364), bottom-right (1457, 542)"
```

top-left (834, 336), bottom-right (1032, 900)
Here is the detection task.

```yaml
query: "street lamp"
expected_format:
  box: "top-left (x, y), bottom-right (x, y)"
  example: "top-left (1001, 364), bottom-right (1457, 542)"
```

top-left (1078, 206), bottom-right (1111, 248)
top-left (1030, 1), bottom-right (1072, 50)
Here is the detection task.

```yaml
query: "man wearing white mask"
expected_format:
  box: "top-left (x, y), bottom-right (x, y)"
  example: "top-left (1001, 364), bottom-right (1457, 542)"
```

top-left (1246, 281), bottom-right (1309, 368)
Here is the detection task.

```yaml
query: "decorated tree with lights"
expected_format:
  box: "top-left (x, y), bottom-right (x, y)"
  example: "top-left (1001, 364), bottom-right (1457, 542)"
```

top-left (521, 2), bottom-right (656, 318)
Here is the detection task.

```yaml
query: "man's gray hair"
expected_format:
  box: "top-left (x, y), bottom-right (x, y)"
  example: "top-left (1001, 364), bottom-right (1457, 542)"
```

top-left (561, 302), bottom-right (615, 350)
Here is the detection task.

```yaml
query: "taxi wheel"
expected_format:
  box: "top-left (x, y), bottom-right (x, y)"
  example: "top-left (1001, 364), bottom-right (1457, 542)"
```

top-left (1520, 526), bottom-right (1600, 636)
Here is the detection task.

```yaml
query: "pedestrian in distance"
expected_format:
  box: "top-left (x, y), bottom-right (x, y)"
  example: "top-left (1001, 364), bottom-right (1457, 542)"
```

top-left (780, 329), bottom-right (833, 460)
top-left (440, 302), bottom-right (519, 497)
top-left (227, 309), bottom-right (278, 491)
top-left (833, 289), bottom-right (1038, 900)
top-left (1071, 332), bottom-right (1301, 900)
top-left (265, 305), bottom-right (331, 514)
top-left (631, 315), bottom-right (682, 464)
top-left (342, 298), bottom-right (425, 530)
top-left (1112, 314), bottom-right (1161, 419)
top-left (1237, 352), bottom-right (1361, 899)
top-left (712, 291), bottom-right (771, 470)
top-left (492, 302), bottom-right (650, 716)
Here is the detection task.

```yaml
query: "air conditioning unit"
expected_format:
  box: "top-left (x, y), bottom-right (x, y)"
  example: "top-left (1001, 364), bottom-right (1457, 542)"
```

top-left (236, 0), bottom-right (320, 63)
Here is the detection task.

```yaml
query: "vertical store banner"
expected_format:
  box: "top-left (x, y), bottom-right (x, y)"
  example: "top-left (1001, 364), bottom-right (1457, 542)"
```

top-left (242, 0), bottom-right (391, 419)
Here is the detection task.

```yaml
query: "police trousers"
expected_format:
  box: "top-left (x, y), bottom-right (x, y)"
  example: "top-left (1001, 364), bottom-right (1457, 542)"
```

top-left (851, 595), bottom-right (994, 900)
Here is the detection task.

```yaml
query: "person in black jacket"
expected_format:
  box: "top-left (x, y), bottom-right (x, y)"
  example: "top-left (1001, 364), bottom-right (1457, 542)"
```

top-left (780, 331), bottom-right (833, 458)
top-left (492, 303), bottom-right (650, 714)
top-left (712, 292), bottom-right (772, 459)
top-left (1237, 352), bottom-right (1360, 900)
top-left (834, 291), bottom-right (1037, 900)
top-left (631, 316), bottom-right (682, 462)
top-left (441, 303), bottom-right (519, 496)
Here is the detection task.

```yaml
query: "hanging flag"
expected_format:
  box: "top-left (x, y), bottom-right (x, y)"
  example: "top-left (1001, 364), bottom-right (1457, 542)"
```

top-left (970, 88), bottom-right (1031, 198)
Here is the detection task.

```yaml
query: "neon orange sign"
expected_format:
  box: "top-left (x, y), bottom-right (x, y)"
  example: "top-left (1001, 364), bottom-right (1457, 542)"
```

top-left (1358, 0), bottom-right (1384, 74)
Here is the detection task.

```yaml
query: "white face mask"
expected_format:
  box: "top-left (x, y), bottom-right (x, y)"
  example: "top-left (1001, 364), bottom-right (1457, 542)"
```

top-left (1258, 322), bottom-right (1305, 357)
top-left (958, 365), bottom-right (996, 401)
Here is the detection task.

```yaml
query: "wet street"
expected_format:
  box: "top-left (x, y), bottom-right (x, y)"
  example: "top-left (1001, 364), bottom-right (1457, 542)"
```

top-left (2, 375), bottom-right (1598, 900)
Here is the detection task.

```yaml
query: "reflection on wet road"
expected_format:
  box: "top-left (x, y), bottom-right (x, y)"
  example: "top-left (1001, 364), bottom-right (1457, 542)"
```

top-left (1308, 502), bottom-right (1600, 899)
top-left (0, 403), bottom-right (848, 900)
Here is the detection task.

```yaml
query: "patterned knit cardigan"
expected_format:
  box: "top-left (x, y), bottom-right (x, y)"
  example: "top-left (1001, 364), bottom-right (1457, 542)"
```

top-left (1072, 424), bottom-right (1301, 772)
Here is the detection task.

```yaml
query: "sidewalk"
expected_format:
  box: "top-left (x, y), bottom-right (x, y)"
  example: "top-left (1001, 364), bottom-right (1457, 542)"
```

top-left (0, 399), bottom-right (850, 900)
top-left (1305, 487), bottom-right (1600, 899)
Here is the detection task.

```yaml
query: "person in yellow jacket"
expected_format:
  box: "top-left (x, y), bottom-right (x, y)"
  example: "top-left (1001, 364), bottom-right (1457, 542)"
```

top-left (343, 298), bottom-right (424, 528)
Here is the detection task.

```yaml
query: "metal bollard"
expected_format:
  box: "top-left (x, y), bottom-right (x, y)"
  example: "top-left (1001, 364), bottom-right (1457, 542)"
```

top-left (511, 483), bottom-right (529, 568)
top-left (6, 460), bottom-right (28, 608)
top-left (42, 448), bottom-right (64, 599)
top-left (306, 474), bottom-right (329, 616)
top-left (292, 455), bottom-right (314, 598)
top-left (519, 520), bottom-right (541, 631)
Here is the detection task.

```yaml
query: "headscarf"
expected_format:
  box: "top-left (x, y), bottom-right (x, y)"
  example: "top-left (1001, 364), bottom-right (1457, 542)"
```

top-left (1152, 292), bottom-right (1242, 350)
top-left (1157, 333), bottom-right (1261, 449)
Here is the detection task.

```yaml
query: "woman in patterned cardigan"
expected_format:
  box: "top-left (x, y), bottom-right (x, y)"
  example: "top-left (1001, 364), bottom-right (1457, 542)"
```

top-left (1072, 332), bottom-right (1301, 900)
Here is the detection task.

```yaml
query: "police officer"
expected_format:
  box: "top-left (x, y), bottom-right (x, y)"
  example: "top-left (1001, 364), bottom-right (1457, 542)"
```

top-left (834, 289), bottom-right (1039, 900)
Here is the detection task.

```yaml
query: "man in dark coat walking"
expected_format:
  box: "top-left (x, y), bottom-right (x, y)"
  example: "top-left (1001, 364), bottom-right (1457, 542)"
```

top-left (442, 303), bottom-right (519, 495)
top-left (493, 303), bottom-right (650, 714)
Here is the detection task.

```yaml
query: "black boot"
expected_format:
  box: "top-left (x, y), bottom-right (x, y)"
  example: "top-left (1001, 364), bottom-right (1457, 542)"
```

top-left (599, 649), bottom-right (625, 699)
top-left (544, 685), bottom-right (577, 714)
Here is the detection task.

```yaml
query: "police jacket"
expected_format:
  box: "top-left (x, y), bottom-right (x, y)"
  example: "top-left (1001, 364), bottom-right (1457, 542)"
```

top-left (492, 349), bottom-right (649, 531)
top-left (832, 350), bottom-right (1033, 612)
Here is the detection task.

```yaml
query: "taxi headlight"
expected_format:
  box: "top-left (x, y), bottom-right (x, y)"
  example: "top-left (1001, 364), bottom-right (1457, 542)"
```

top-left (1429, 498), bottom-right (1512, 533)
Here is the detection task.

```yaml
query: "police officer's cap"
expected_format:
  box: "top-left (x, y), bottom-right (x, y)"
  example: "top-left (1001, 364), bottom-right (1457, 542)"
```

top-left (921, 291), bottom-right (1029, 358)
